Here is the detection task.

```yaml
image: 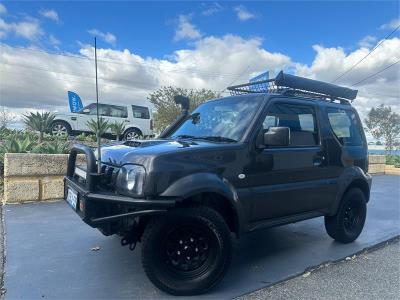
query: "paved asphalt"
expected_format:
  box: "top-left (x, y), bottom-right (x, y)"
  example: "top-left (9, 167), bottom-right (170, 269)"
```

top-left (241, 238), bottom-right (400, 300)
top-left (2, 175), bottom-right (400, 299)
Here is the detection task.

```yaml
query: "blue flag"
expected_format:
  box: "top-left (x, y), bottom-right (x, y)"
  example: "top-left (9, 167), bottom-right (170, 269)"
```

top-left (68, 91), bottom-right (83, 112)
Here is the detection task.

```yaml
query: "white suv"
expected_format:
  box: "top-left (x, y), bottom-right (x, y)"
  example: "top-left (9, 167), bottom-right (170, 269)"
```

top-left (51, 103), bottom-right (153, 140)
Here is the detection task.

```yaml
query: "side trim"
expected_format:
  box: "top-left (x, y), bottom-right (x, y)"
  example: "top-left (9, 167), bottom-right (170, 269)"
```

top-left (247, 210), bottom-right (324, 232)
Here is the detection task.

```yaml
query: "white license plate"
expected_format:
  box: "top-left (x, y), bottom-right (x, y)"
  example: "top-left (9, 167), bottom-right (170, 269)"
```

top-left (66, 188), bottom-right (78, 210)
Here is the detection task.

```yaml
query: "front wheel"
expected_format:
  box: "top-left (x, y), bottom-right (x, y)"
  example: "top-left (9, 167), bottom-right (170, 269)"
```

top-left (141, 206), bottom-right (232, 295)
top-left (325, 188), bottom-right (367, 243)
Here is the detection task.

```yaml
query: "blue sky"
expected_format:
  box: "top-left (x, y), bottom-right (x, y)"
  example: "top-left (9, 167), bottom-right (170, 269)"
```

top-left (2, 1), bottom-right (399, 64)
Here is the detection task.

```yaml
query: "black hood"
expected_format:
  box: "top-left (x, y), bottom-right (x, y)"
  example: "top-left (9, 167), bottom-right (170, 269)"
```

top-left (100, 139), bottom-right (227, 166)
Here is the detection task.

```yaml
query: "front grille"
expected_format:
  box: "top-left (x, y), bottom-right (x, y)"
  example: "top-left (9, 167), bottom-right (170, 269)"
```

top-left (100, 164), bottom-right (120, 189)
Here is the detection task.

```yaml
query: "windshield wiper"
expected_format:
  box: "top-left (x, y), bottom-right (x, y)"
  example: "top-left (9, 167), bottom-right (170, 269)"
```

top-left (172, 134), bottom-right (196, 139)
top-left (197, 136), bottom-right (237, 143)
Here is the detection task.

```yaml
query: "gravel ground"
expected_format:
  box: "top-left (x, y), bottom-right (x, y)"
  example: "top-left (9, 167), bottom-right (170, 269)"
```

top-left (240, 238), bottom-right (400, 300)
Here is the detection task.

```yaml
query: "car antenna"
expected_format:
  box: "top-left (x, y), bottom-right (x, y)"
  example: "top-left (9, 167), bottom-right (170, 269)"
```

top-left (94, 37), bottom-right (102, 174)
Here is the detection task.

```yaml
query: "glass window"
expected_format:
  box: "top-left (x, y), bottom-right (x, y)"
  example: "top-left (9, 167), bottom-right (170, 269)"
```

top-left (170, 96), bottom-right (264, 142)
top-left (132, 105), bottom-right (150, 119)
top-left (262, 104), bottom-right (319, 146)
top-left (327, 108), bottom-right (363, 146)
top-left (79, 104), bottom-right (127, 118)
top-left (109, 105), bottom-right (128, 118)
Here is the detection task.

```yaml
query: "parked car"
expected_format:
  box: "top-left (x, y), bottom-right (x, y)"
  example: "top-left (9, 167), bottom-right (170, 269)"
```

top-left (51, 103), bottom-right (153, 140)
top-left (64, 71), bottom-right (371, 295)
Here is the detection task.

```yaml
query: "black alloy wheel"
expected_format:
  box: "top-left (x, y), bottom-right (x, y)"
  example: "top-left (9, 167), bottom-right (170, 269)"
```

top-left (325, 188), bottom-right (367, 243)
top-left (141, 206), bottom-right (232, 295)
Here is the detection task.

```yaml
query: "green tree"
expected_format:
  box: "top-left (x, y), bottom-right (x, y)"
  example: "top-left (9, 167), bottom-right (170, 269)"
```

top-left (23, 112), bottom-right (55, 143)
top-left (148, 86), bottom-right (221, 133)
top-left (109, 121), bottom-right (126, 141)
top-left (365, 104), bottom-right (400, 154)
top-left (86, 117), bottom-right (110, 137)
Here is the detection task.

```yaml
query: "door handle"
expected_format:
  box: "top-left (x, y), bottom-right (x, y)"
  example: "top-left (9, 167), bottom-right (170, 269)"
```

top-left (313, 155), bottom-right (325, 166)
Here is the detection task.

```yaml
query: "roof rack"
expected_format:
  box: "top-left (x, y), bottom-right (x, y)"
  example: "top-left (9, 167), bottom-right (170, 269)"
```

top-left (227, 71), bottom-right (358, 104)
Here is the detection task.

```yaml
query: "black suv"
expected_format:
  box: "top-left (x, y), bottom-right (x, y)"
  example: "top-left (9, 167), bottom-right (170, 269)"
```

top-left (64, 71), bottom-right (372, 295)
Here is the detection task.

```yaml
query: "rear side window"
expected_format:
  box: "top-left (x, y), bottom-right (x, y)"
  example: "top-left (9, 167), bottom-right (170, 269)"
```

top-left (132, 105), bottom-right (150, 119)
top-left (327, 108), bottom-right (363, 146)
top-left (263, 103), bottom-right (319, 147)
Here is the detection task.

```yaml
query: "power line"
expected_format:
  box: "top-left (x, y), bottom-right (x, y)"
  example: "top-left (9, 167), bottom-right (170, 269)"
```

top-left (351, 60), bottom-right (400, 86)
top-left (1, 62), bottom-right (159, 88)
top-left (332, 24), bottom-right (400, 83)
top-left (0, 43), bottom-right (241, 78)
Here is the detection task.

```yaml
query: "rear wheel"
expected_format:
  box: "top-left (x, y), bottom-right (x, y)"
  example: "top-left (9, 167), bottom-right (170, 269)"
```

top-left (51, 121), bottom-right (71, 137)
top-left (141, 206), bottom-right (232, 295)
top-left (325, 188), bottom-right (367, 243)
top-left (123, 128), bottom-right (142, 141)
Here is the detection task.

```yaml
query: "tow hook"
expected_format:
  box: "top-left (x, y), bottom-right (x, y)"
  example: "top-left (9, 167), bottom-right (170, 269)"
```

top-left (121, 236), bottom-right (137, 251)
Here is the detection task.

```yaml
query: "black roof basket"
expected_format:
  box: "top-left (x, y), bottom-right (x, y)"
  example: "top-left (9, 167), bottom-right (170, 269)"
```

top-left (227, 71), bottom-right (358, 104)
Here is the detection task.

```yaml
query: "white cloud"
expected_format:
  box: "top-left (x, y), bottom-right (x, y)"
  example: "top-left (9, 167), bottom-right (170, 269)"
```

top-left (39, 9), bottom-right (59, 22)
top-left (174, 15), bottom-right (202, 41)
top-left (202, 2), bottom-right (223, 16)
top-left (0, 3), bottom-right (7, 15)
top-left (0, 31), bottom-right (398, 125)
top-left (295, 38), bottom-right (400, 120)
top-left (234, 5), bottom-right (256, 22)
top-left (49, 34), bottom-right (60, 47)
top-left (0, 17), bottom-right (43, 40)
top-left (380, 18), bottom-right (400, 30)
top-left (358, 35), bottom-right (377, 48)
top-left (88, 29), bottom-right (117, 46)
top-left (0, 34), bottom-right (291, 113)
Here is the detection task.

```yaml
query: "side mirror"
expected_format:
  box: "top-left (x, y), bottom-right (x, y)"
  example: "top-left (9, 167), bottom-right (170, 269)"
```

top-left (264, 127), bottom-right (290, 146)
top-left (81, 108), bottom-right (90, 114)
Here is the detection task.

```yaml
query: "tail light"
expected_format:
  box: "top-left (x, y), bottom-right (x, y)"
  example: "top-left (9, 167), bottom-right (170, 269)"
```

top-left (150, 119), bottom-right (153, 130)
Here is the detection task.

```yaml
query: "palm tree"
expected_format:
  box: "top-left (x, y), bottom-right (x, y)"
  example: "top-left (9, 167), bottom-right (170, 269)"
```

top-left (109, 121), bottom-right (125, 141)
top-left (86, 117), bottom-right (110, 137)
top-left (23, 112), bottom-right (55, 143)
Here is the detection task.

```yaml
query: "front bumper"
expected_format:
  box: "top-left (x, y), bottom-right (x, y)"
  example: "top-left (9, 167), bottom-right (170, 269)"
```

top-left (64, 144), bottom-right (176, 228)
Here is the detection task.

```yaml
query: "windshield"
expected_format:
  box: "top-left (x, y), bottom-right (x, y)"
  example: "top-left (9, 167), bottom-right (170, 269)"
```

top-left (170, 96), bottom-right (264, 142)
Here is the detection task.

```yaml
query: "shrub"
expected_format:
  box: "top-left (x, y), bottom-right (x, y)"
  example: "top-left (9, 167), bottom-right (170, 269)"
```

top-left (386, 155), bottom-right (400, 166)
top-left (109, 121), bottom-right (125, 141)
top-left (86, 117), bottom-right (109, 137)
top-left (23, 112), bottom-right (55, 143)
top-left (0, 135), bottom-right (37, 163)
top-left (32, 140), bottom-right (70, 154)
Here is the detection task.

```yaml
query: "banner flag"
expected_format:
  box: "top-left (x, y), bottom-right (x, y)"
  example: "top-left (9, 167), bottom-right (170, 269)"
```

top-left (68, 91), bottom-right (83, 112)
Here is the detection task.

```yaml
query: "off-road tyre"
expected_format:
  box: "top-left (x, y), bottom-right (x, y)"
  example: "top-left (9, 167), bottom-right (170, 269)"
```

top-left (325, 188), bottom-right (367, 243)
top-left (141, 206), bottom-right (232, 295)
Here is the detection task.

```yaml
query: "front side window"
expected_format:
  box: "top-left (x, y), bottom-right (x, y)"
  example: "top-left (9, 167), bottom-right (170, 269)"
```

top-left (170, 96), bottom-right (264, 142)
top-left (327, 108), bottom-right (363, 146)
top-left (262, 103), bottom-right (319, 147)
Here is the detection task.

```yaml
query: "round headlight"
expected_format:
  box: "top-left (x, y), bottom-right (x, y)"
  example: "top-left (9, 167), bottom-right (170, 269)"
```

top-left (117, 165), bottom-right (146, 196)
